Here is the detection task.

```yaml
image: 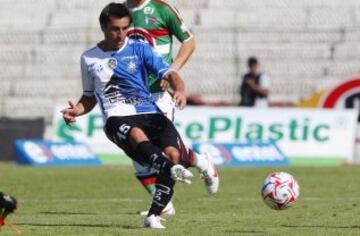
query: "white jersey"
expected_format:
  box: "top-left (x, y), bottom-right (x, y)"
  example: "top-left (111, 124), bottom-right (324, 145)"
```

top-left (81, 37), bottom-right (171, 121)
top-left (255, 74), bottom-right (270, 108)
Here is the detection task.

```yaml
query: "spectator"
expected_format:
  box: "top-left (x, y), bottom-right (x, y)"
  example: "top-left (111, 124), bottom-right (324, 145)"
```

top-left (239, 57), bottom-right (270, 107)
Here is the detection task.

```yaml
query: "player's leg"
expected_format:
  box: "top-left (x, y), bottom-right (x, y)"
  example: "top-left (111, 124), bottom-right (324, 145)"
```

top-left (149, 111), bottom-right (219, 194)
top-left (131, 91), bottom-right (177, 216)
top-left (105, 116), bottom-right (192, 228)
top-left (133, 92), bottom-right (174, 195)
top-left (105, 116), bottom-right (192, 183)
top-left (126, 118), bottom-right (193, 228)
top-left (154, 92), bottom-right (219, 194)
top-left (133, 162), bottom-right (157, 195)
top-left (133, 162), bottom-right (176, 216)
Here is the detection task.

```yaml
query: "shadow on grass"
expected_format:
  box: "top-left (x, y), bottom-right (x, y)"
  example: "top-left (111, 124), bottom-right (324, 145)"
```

top-left (282, 225), bottom-right (360, 229)
top-left (15, 223), bottom-right (141, 229)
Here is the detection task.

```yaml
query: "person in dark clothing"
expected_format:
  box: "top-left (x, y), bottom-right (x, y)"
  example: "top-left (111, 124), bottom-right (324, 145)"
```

top-left (239, 57), bottom-right (270, 107)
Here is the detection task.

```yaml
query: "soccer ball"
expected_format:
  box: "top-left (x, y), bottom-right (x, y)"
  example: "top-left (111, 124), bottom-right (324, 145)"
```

top-left (261, 172), bottom-right (300, 210)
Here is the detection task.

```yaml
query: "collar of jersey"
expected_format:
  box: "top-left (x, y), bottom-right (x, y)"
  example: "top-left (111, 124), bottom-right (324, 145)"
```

top-left (128, 0), bottom-right (151, 12)
top-left (97, 37), bottom-right (129, 54)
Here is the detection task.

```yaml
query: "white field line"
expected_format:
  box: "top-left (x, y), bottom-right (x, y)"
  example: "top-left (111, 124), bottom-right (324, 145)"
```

top-left (19, 197), bottom-right (360, 203)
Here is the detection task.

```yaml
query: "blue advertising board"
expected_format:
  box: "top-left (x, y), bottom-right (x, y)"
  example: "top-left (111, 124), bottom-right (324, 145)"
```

top-left (16, 140), bottom-right (101, 166)
top-left (192, 142), bottom-right (289, 167)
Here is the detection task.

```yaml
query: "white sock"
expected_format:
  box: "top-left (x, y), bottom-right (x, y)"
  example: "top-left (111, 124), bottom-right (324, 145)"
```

top-left (193, 152), bottom-right (209, 172)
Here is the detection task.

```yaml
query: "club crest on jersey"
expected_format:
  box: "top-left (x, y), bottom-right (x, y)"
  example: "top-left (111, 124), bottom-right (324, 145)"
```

top-left (107, 58), bottom-right (117, 69)
top-left (144, 6), bottom-right (154, 15)
top-left (127, 60), bottom-right (137, 73)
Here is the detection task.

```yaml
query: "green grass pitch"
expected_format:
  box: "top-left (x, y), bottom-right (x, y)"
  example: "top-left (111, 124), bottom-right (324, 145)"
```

top-left (1, 163), bottom-right (360, 236)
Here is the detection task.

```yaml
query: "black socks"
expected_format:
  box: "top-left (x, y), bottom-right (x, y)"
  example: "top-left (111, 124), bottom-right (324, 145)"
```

top-left (137, 141), bottom-right (174, 174)
top-left (136, 141), bottom-right (176, 216)
top-left (148, 171), bottom-right (175, 216)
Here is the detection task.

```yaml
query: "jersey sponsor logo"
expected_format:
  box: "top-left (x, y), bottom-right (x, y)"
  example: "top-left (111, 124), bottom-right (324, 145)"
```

top-left (103, 77), bottom-right (126, 103)
top-left (105, 90), bottom-right (150, 105)
top-left (105, 91), bottom-right (126, 104)
top-left (107, 58), bottom-right (117, 69)
top-left (145, 15), bottom-right (157, 25)
top-left (144, 6), bottom-right (155, 15)
top-left (88, 63), bottom-right (103, 73)
top-left (121, 55), bottom-right (138, 62)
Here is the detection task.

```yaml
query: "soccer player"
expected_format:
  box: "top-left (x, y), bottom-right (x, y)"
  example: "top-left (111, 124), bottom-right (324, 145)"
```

top-left (0, 192), bottom-right (17, 231)
top-left (125, 0), bottom-right (219, 215)
top-left (62, 3), bottom-right (195, 228)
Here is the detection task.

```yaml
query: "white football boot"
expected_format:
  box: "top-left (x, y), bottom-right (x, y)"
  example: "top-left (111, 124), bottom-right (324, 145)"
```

top-left (159, 201), bottom-right (176, 216)
top-left (139, 201), bottom-right (176, 216)
top-left (200, 153), bottom-right (220, 194)
top-left (144, 214), bottom-right (166, 229)
top-left (170, 164), bottom-right (193, 184)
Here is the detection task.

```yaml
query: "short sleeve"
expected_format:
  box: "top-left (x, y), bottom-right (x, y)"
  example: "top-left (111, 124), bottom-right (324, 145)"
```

top-left (260, 74), bottom-right (271, 89)
top-left (81, 56), bottom-right (95, 96)
top-left (163, 3), bottom-right (193, 42)
top-left (142, 43), bottom-right (171, 79)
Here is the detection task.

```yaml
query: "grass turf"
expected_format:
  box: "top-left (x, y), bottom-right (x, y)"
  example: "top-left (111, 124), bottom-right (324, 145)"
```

top-left (1, 163), bottom-right (360, 236)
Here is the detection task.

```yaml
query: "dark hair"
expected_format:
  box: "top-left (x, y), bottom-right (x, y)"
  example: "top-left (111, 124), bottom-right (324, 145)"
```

top-left (99, 3), bottom-right (132, 28)
top-left (247, 57), bottom-right (258, 67)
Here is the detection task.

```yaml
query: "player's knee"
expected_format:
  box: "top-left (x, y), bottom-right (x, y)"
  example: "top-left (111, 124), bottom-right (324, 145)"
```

top-left (129, 127), bottom-right (147, 146)
top-left (164, 147), bottom-right (180, 164)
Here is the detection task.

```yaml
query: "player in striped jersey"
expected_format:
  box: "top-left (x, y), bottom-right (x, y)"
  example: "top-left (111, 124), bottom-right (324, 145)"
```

top-left (62, 3), bottom-right (194, 228)
top-left (125, 0), bottom-right (219, 215)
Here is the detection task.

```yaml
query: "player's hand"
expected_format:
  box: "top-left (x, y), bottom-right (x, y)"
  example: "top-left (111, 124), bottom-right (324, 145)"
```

top-left (173, 91), bottom-right (186, 110)
top-left (61, 101), bottom-right (78, 125)
top-left (160, 79), bottom-right (170, 92)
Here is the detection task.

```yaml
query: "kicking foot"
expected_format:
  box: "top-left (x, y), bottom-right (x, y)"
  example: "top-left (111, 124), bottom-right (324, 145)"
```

top-left (200, 153), bottom-right (219, 194)
top-left (170, 165), bottom-right (193, 184)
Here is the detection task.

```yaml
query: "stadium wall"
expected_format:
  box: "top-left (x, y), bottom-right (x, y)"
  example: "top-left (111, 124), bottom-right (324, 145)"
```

top-left (0, 118), bottom-right (44, 161)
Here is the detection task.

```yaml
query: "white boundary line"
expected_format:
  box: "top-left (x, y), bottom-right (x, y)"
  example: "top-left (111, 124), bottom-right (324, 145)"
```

top-left (19, 197), bottom-right (360, 203)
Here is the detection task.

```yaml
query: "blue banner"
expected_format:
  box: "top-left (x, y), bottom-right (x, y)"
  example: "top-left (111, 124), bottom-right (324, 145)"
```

top-left (192, 142), bottom-right (289, 167)
top-left (16, 140), bottom-right (101, 166)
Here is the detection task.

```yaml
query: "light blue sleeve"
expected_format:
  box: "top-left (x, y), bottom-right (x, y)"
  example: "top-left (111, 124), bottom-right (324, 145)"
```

top-left (142, 43), bottom-right (171, 79)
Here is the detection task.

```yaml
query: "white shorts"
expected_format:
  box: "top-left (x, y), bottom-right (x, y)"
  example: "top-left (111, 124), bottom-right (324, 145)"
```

top-left (132, 91), bottom-right (175, 177)
top-left (152, 92), bottom-right (175, 121)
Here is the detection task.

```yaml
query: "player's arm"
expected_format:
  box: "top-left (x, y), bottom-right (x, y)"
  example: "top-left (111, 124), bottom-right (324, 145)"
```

top-left (62, 96), bottom-right (97, 125)
top-left (163, 71), bottom-right (186, 109)
top-left (142, 43), bottom-right (187, 109)
top-left (62, 56), bottom-right (97, 125)
top-left (171, 37), bottom-right (195, 71)
top-left (245, 80), bottom-right (269, 96)
top-left (164, 3), bottom-right (195, 71)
